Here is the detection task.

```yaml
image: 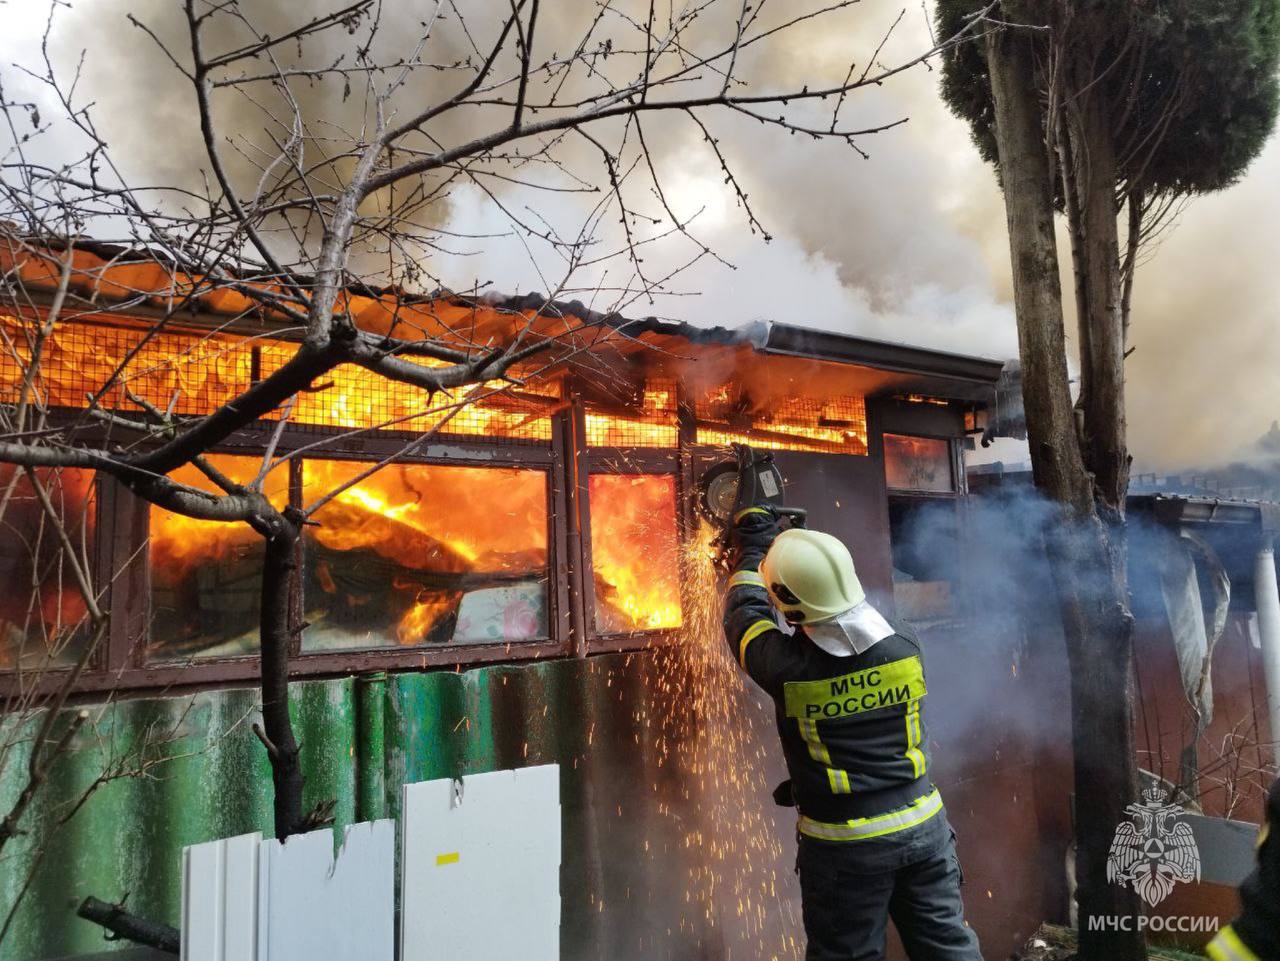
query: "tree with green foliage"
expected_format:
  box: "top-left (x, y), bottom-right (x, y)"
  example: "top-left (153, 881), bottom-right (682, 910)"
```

top-left (935, 1), bottom-right (1280, 958)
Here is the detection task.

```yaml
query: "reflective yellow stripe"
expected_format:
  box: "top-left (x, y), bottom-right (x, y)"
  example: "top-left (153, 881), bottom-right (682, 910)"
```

top-left (800, 720), bottom-right (853, 794)
top-left (738, 619), bottom-right (776, 666)
top-left (728, 570), bottom-right (766, 590)
top-left (905, 701), bottom-right (925, 777)
top-left (1257, 820), bottom-right (1270, 849)
top-left (734, 506), bottom-right (771, 523)
top-left (826, 768), bottom-right (852, 794)
top-left (1207, 926), bottom-right (1261, 961)
top-left (797, 720), bottom-right (832, 765)
top-left (798, 789), bottom-right (943, 842)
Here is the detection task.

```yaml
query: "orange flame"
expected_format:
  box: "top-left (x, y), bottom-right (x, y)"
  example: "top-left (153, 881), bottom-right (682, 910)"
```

top-left (584, 383), bottom-right (678, 447)
top-left (0, 465), bottom-right (96, 666)
top-left (6, 312), bottom-right (876, 644)
top-left (0, 314), bottom-right (560, 441)
top-left (397, 592), bottom-right (461, 645)
top-left (589, 474), bottom-right (683, 632)
top-left (303, 460), bottom-right (544, 571)
top-left (148, 456), bottom-right (288, 574)
top-left (303, 460), bottom-right (548, 643)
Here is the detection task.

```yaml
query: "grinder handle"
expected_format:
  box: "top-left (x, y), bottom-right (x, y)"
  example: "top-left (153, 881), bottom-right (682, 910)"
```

top-left (776, 507), bottom-right (807, 529)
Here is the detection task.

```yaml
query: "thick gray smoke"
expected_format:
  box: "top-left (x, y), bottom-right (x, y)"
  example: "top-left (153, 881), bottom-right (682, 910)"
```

top-left (4, 1), bottom-right (1276, 469)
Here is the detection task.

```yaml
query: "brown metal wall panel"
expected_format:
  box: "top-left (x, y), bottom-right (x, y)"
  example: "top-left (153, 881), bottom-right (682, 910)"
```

top-left (1133, 613), bottom-right (1273, 824)
top-left (917, 619), bottom-right (1075, 960)
top-left (768, 449), bottom-right (895, 609)
top-left (875, 398), bottom-right (967, 438)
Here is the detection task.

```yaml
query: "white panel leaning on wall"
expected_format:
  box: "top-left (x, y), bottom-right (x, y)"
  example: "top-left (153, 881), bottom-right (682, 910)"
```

top-left (180, 764), bottom-right (561, 961)
top-left (400, 764), bottom-right (562, 961)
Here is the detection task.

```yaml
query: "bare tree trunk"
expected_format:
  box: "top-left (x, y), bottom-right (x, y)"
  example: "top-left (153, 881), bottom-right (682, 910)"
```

top-left (1063, 74), bottom-right (1143, 961)
top-left (985, 11), bottom-right (1144, 959)
top-left (258, 511), bottom-right (306, 840)
top-left (1068, 87), bottom-right (1130, 513)
top-left (984, 13), bottom-right (1089, 510)
top-left (1054, 521), bottom-right (1142, 959)
top-left (1120, 188), bottom-right (1143, 339)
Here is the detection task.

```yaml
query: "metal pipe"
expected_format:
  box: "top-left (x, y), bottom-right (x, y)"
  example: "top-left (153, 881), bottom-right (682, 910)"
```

top-left (561, 382), bottom-right (591, 657)
top-left (355, 671), bottom-right (388, 822)
top-left (1253, 536), bottom-right (1280, 759)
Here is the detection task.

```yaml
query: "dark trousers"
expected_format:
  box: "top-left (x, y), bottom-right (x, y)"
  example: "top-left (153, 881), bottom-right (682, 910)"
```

top-left (796, 828), bottom-right (982, 961)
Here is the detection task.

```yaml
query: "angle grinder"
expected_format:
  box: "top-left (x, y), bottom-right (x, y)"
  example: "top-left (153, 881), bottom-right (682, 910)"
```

top-left (697, 444), bottom-right (806, 564)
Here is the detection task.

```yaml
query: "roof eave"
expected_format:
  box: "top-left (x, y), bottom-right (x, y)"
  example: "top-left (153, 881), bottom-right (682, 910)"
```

top-left (757, 323), bottom-right (1006, 384)
top-left (1130, 492), bottom-right (1280, 529)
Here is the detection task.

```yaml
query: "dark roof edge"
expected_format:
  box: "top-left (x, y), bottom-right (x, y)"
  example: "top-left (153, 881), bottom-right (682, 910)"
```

top-left (971, 472), bottom-right (1280, 529)
top-left (582, 311), bottom-right (1004, 383)
top-left (759, 323), bottom-right (1006, 384)
top-left (1129, 492), bottom-right (1280, 530)
top-left (584, 312), bottom-right (770, 349)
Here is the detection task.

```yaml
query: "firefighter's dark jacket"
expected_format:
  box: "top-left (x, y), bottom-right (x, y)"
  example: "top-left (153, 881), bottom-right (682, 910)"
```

top-left (723, 509), bottom-right (933, 826)
top-left (1209, 777), bottom-right (1280, 961)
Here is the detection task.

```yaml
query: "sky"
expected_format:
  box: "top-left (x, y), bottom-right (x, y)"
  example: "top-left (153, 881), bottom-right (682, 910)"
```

top-left (1, 0), bottom-right (1277, 470)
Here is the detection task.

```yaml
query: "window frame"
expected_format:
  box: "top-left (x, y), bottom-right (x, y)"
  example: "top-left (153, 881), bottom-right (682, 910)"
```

top-left (2, 384), bottom-right (987, 698)
top-left (580, 446), bottom-right (686, 654)
top-left (882, 430), bottom-right (960, 496)
top-left (1, 420), bottom-right (572, 698)
top-left (881, 429), bottom-right (967, 622)
top-left (291, 451), bottom-right (561, 660)
top-left (0, 464), bottom-right (111, 677)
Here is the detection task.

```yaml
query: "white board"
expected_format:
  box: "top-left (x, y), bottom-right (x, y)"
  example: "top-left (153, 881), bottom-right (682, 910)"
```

top-left (182, 831), bottom-right (261, 961)
top-left (256, 820), bottom-right (395, 961)
top-left (400, 764), bottom-right (561, 961)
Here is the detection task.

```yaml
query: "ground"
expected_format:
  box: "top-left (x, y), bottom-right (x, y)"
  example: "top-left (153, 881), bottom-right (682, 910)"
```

top-left (1016, 924), bottom-right (1207, 961)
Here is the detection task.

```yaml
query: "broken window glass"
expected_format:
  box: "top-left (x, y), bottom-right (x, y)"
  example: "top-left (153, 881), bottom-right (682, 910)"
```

top-left (888, 496), bottom-right (961, 622)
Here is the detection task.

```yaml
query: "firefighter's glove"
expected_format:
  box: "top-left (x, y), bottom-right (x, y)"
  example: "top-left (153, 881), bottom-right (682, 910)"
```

top-left (729, 504), bottom-right (781, 570)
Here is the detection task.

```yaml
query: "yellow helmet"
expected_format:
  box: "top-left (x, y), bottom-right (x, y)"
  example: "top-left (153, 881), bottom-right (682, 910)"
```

top-left (760, 528), bottom-right (865, 624)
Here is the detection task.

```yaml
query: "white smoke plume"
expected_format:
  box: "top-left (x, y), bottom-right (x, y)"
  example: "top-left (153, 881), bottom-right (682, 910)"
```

top-left (2, 0), bottom-right (1276, 469)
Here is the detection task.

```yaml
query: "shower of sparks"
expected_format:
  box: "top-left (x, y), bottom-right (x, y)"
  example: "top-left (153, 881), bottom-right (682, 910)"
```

top-left (642, 519), bottom-right (804, 961)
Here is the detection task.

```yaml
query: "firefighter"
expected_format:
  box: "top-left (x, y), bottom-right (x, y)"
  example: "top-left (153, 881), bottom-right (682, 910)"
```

top-left (723, 503), bottom-right (981, 961)
top-left (1206, 776), bottom-right (1280, 961)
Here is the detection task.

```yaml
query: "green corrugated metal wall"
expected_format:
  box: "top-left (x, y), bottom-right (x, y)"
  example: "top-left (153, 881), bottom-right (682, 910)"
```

top-left (0, 651), bottom-right (722, 960)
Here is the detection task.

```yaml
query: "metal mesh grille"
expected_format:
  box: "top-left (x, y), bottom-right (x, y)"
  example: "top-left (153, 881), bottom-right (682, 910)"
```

top-left (696, 392), bottom-right (868, 455)
top-left (258, 345), bottom-right (557, 443)
top-left (584, 379), bottom-right (678, 448)
top-left (0, 314), bottom-right (253, 415)
top-left (0, 315), bottom-right (557, 444)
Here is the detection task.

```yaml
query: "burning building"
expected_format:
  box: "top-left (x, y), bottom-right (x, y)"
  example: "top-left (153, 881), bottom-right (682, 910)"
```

top-left (0, 240), bottom-right (1099, 960)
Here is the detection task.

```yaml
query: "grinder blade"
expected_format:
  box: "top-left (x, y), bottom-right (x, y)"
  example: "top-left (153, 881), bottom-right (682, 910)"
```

top-left (699, 460), bottom-right (740, 522)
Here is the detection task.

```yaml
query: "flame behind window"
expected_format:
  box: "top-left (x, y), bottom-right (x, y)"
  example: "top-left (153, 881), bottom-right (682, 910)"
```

top-left (148, 454), bottom-right (289, 661)
top-left (589, 474), bottom-right (683, 633)
top-left (301, 460), bottom-right (549, 650)
top-left (0, 315), bottom-right (559, 444)
top-left (0, 465), bottom-right (96, 669)
top-left (696, 390), bottom-right (868, 455)
top-left (584, 382), bottom-right (679, 448)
